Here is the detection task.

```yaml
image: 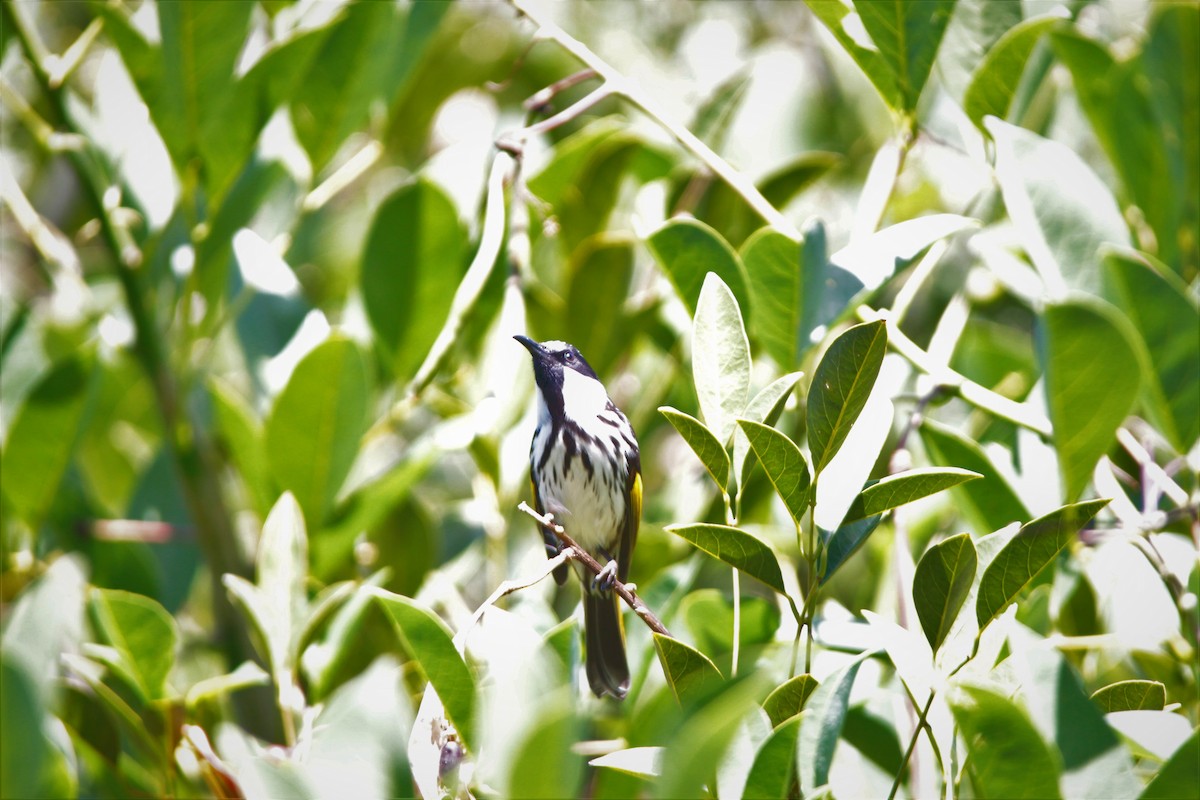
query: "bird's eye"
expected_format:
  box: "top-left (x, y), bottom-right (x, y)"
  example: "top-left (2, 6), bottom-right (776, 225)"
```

top-left (563, 351), bottom-right (574, 362)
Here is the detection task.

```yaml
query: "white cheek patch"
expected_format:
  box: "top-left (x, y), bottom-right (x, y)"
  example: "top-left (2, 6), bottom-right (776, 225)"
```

top-left (561, 368), bottom-right (610, 418)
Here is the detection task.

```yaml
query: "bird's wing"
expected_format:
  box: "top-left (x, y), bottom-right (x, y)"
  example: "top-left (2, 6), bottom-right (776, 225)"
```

top-left (617, 449), bottom-right (641, 584)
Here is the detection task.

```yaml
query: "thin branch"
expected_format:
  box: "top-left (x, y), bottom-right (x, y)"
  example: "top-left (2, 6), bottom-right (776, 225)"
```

top-left (518, 502), bottom-right (672, 636)
top-left (856, 305), bottom-right (1053, 437)
top-left (507, 0), bottom-right (798, 238)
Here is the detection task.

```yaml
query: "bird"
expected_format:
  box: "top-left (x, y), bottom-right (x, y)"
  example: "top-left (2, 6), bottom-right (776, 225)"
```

top-left (514, 335), bottom-right (641, 699)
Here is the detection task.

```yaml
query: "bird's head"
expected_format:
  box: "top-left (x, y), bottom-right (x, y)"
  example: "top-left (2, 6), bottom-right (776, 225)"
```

top-left (514, 335), bottom-right (605, 422)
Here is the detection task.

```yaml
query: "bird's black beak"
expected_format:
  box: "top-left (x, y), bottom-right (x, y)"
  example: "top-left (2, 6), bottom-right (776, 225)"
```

top-left (514, 334), bottom-right (546, 359)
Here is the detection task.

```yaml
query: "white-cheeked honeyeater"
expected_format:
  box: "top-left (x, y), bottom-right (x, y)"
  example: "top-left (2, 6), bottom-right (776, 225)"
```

top-left (515, 335), bottom-right (641, 700)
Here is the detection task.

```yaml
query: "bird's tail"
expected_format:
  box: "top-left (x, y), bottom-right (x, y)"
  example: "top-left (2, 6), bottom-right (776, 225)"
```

top-left (584, 590), bottom-right (629, 699)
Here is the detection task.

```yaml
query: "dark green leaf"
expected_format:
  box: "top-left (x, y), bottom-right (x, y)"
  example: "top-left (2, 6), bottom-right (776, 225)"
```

top-left (647, 218), bottom-right (750, 316)
top-left (741, 715), bottom-right (801, 800)
top-left (741, 228), bottom-right (803, 368)
top-left (692, 273), bottom-right (752, 445)
top-left (737, 420), bottom-right (811, 525)
top-left (369, 588), bottom-right (476, 751)
top-left (762, 674), bottom-right (819, 728)
top-left (660, 407), bottom-right (730, 491)
top-left (1, 655), bottom-right (72, 799)
top-left (565, 235), bottom-right (634, 377)
top-left (87, 588), bottom-right (178, 701)
top-left (807, 320), bottom-right (887, 474)
top-left (797, 649), bottom-right (875, 796)
top-left (665, 524), bottom-right (786, 594)
top-left (949, 684), bottom-right (1062, 800)
top-left (976, 499), bottom-right (1109, 629)
top-left (843, 705), bottom-right (904, 776)
top-left (913, 533), bottom-right (977, 653)
top-left (1103, 251), bottom-right (1200, 452)
top-left (265, 336), bottom-right (370, 530)
top-left (362, 179), bottom-right (468, 381)
top-left (732, 372), bottom-right (804, 493)
top-left (820, 515), bottom-right (884, 584)
top-left (843, 467), bottom-right (982, 524)
top-left (1, 351), bottom-right (94, 525)
top-left (964, 13), bottom-right (1066, 129)
top-left (1041, 298), bottom-right (1141, 501)
top-left (1090, 681), bottom-right (1167, 713)
top-left (1141, 728), bottom-right (1200, 800)
top-left (919, 418), bottom-right (1030, 533)
top-left (652, 633), bottom-right (723, 706)
top-left (988, 117), bottom-right (1130, 295)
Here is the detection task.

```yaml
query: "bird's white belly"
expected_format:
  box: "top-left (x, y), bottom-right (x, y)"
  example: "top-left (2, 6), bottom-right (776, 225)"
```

top-left (535, 426), bottom-right (626, 556)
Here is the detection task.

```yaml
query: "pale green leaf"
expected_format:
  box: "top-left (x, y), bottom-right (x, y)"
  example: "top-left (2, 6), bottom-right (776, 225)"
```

top-left (185, 661), bottom-right (271, 710)
top-left (665, 523), bottom-right (786, 594)
top-left (742, 715), bottom-right (802, 799)
top-left (797, 649), bottom-right (875, 796)
top-left (843, 467), bottom-right (982, 524)
top-left (949, 684), bottom-right (1062, 799)
top-left (508, 704), bottom-right (583, 799)
top-left (807, 320), bottom-right (887, 474)
top-left (257, 492), bottom-right (309, 675)
top-left (1091, 681), bottom-right (1167, 713)
top-left (590, 747), bottom-right (663, 780)
top-left (648, 218), bottom-right (750, 316)
top-left (693, 272), bottom-right (752, 445)
top-left (762, 674), bottom-right (819, 728)
top-left (652, 633), bottom-right (723, 706)
top-left (964, 13), bottom-right (1067, 129)
top-left (741, 228), bottom-right (803, 368)
top-left (660, 407), bottom-right (730, 490)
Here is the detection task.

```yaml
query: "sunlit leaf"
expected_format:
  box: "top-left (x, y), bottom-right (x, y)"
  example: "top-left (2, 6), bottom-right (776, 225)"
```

top-left (913, 533), bottom-right (977, 653)
top-left (185, 661), bottom-right (271, 710)
top-left (964, 13), bottom-right (1067, 129)
top-left (737, 420), bottom-right (811, 525)
top-left (976, 499), bottom-right (1109, 629)
top-left (1041, 298), bottom-right (1140, 501)
top-left (1140, 728), bottom-right (1200, 800)
top-left (87, 588), bottom-right (178, 701)
top-left (732, 372), bottom-right (803, 493)
top-left (653, 633), bottom-right (723, 706)
top-left (843, 467), bottom-right (981, 524)
top-left (648, 218), bottom-right (750, 316)
top-left (660, 407), bottom-right (730, 490)
top-left (919, 419), bottom-right (1030, 533)
top-left (257, 492), bottom-right (308, 676)
top-left (1, 655), bottom-right (74, 800)
top-left (265, 336), bottom-right (370, 530)
top-left (692, 272), bottom-right (752, 445)
top-left (665, 524), bottom-right (785, 594)
top-left (741, 228), bottom-right (804, 368)
top-left (797, 649), bottom-right (875, 796)
top-left (742, 714), bottom-right (801, 799)
top-left (369, 588), bottom-right (476, 751)
top-left (820, 515), bottom-right (883, 584)
top-left (949, 684), bottom-right (1062, 799)
top-left (590, 747), bottom-right (664, 780)
top-left (807, 320), bottom-right (887, 474)
top-left (1091, 681), bottom-right (1167, 713)
top-left (762, 674), bottom-right (819, 728)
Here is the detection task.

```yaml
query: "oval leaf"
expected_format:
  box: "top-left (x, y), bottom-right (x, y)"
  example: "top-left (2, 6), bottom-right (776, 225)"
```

top-left (589, 746), bottom-right (664, 780)
top-left (964, 13), bottom-right (1067, 129)
top-left (1041, 298), bottom-right (1141, 501)
top-left (819, 515), bottom-right (884, 584)
top-left (665, 523), bottom-right (785, 594)
top-left (647, 218), bottom-right (750, 316)
top-left (843, 467), bottom-right (982, 525)
top-left (741, 228), bottom-right (803, 368)
top-left (742, 715), bottom-right (801, 800)
top-left (258, 492), bottom-right (308, 674)
top-left (737, 420), bottom-right (811, 525)
top-left (660, 407), bottom-right (730, 490)
top-left (732, 371), bottom-right (803, 493)
top-left (87, 588), bottom-right (178, 701)
top-left (976, 499), bottom-right (1110, 629)
top-left (266, 336), bottom-right (370, 530)
top-left (797, 649), bottom-right (875, 796)
top-left (762, 674), bottom-right (819, 728)
top-left (919, 418), bottom-right (1031, 533)
top-left (1090, 680), bottom-right (1166, 713)
top-left (913, 532), bottom-right (978, 653)
top-left (361, 178), bottom-right (468, 380)
top-left (652, 633), bottom-right (723, 706)
top-left (369, 588), bottom-right (476, 751)
top-left (692, 272), bottom-right (752, 445)
top-left (807, 320), bottom-right (887, 474)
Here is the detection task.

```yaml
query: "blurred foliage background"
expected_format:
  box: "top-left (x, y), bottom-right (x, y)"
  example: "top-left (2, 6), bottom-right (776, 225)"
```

top-left (1, 0), bottom-right (1197, 798)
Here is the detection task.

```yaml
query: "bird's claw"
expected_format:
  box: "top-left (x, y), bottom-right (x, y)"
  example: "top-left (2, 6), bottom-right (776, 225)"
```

top-left (594, 559), bottom-right (619, 592)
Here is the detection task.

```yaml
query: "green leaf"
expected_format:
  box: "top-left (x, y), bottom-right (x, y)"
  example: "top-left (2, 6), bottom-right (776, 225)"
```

top-left (1091, 681), bottom-right (1167, 713)
top-left (564, 235), bottom-right (634, 377)
top-left (976, 499), bottom-right (1109, 629)
top-left (265, 336), bottom-right (369, 530)
top-left (963, 13), bottom-right (1066, 129)
top-left (741, 228), bottom-right (804, 368)
top-left (732, 372), bottom-right (803, 494)
top-left (1103, 251), bottom-right (1200, 452)
top-left (807, 320), bottom-right (887, 474)
top-left (843, 467), bottom-right (981, 524)
top-left (820, 515), bottom-right (884, 584)
top-left (938, 0), bottom-right (1025, 101)
top-left (1, 350), bottom-right (94, 525)
top-left (949, 684), bottom-right (1062, 800)
top-left (589, 747), bottom-right (663, 780)
top-left (362, 178), bottom-right (468, 381)
top-left (797, 649), bottom-right (875, 796)
top-left (1, 655), bottom-right (73, 800)
top-left (185, 661), bottom-right (271, 710)
top-left (692, 272), bottom-right (752, 445)
top-left (918, 418), bottom-right (1031, 533)
top-left (830, 214), bottom-right (978, 290)
top-left (652, 633), bottom-right (723, 706)
top-left (257, 493), bottom-right (308, 676)
top-left (987, 117), bottom-right (1130, 295)
top-left (683, 591), bottom-right (781, 663)
top-left (369, 588), bottom-right (476, 751)
top-left (660, 407), bottom-right (730, 491)
top-left (87, 588), bottom-right (178, 701)
top-left (762, 674), bottom-right (820, 728)
top-left (843, 705), bottom-right (904, 777)
top-left (1141, 728), bottom-right (1200, 800)
top-left (691, 69), bottom-right (752, 152)
top-left (210, 377), bottom-right (272, 516)
top-left (665, 524), bottom-right (786, 594)
top-left (741, 715), bottom-right (801, 800)
top-left (508, 703), bottom-right (583, 799)
top-left (1041, 298), bottom-right (1141, 501)
top-left (913, 532), bottom-right (977, 653)
top-left (737, 420), bottom-right (811, 525)
top-left (806, 0), bottom-right (956, 112)
top-left (647, 218), bottom-right (750, 316)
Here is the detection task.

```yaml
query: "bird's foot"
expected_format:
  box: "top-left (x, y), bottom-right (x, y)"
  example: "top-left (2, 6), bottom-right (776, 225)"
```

top-left (595, 559), bottom-right (619, 592)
